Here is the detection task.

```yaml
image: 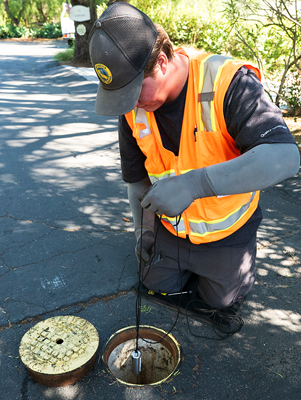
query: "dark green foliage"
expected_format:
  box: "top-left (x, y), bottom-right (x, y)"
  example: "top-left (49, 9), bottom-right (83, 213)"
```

top-left (281, 69), bottom-right (301, 116)
top-left (0, 22), bottom-right (62, 39)
top-left (36, 23), bottom-right (62, 38)
top-left (0, 24), bottom-right (29, 38)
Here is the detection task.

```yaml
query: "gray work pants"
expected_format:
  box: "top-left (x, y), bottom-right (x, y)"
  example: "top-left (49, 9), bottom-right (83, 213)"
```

top-left (141, 218), bottom-right (257, 309)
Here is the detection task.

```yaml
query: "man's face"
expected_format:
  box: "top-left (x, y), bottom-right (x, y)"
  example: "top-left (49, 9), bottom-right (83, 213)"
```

top-left (135, 74), bottom-right (166, 112)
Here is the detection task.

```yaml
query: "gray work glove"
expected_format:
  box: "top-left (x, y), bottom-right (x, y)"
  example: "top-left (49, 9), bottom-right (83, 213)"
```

top-left (140, 144), bottom-right (300, 218)
top-left (128, 177), bottom-right (156, 265)
top-left (140, 169), bottom-right (215, 217)
top-left (135, 228), bottom-right (154, 266)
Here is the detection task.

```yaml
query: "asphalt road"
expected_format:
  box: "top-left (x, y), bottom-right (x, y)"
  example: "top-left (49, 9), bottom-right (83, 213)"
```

top-left (0, 39), bottom-right (300, 400)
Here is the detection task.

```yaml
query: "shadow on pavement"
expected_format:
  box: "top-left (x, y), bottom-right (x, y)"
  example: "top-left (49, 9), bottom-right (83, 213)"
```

top-left (0, 52), bottom-right (300, 400)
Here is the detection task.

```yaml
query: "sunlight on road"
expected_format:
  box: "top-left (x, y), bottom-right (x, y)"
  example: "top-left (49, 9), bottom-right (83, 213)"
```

top-left (0, 40), bottom-right (65, 57)
top-left (43, 385), bottom-right (81, 399)
top-left (257, 307), bottom-right (301, 332)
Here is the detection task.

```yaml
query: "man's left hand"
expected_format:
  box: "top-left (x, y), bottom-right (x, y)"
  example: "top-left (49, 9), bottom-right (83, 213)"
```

top-left (140, 174), bottom-right (195, 217)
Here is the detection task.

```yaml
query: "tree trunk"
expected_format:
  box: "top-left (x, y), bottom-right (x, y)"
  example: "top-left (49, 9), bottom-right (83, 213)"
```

top-left (36, 1), bottom-right (48, 23)
top-left (3, 0), bottom-right (21, 25)
top-left (71, 0), bottom-right (97, 65)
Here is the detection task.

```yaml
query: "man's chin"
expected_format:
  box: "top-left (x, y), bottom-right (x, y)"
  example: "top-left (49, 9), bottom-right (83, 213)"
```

top-left (141, 106), bottom-right (159, 112)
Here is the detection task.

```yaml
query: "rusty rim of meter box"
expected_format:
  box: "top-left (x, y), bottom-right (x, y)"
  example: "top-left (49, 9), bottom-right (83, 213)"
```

top-left (19, 316), bottom-right (99, 387)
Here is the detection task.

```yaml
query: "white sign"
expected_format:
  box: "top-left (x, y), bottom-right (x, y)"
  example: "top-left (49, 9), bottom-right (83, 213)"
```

top-left (76, 24), bottom-right (86, 36)
top-left (69, 5), bottom-right (90, 22)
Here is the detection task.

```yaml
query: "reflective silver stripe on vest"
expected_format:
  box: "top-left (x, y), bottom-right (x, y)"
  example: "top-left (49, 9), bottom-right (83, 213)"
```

top-left (134, 108), bottom-right (152, 138)
top-left (161, 192), bottom-right (256, 237)
top-left (133, 108), bottom-right (177, 185)
top-left (149, 171), bottom-right (176, 184)
top-left (189, 192), bottom-right (256, 237)
top-left (199, 55), bottom-right (232, 132)
top-left (161, 216), bottom-right (186, 233)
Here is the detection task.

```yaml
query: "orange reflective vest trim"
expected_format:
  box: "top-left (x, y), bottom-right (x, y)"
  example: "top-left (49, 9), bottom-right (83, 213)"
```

top-left (125, 49), bottom-right (261, 244)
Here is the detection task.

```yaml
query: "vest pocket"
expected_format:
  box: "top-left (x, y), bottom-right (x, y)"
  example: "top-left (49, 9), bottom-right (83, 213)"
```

top-left (202, 194), bottom-right (239, 220)
top-left (195, 130), bottom-right (240, 168)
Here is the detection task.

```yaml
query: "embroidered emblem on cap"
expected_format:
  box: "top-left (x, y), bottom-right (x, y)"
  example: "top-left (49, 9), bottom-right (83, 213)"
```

top-left (95, 63), bottom-right (112, 85)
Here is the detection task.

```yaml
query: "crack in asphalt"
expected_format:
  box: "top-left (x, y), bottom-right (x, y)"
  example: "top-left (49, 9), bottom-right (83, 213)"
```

top-left (117, 251), bottom-right (135, 292)
top-left (0, 254), bottom-right (10, 278)
top-left (0, 212), bottom-right (131, 235)
top-left (0, 305), bottom-right (11, 327)
top-left (0, 290), bottom-right (130, 333)
top-left (0, 236), bottom-right (130, 276)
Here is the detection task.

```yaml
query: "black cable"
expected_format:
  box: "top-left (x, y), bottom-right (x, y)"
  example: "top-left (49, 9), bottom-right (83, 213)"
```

top-left (135, 215), bottom-right (144, 352)
top-left (135, 209), bottom-right (243, 344)
top-left (134, 210), bottom-right (183, 347)
top-left (142, 214), bottom-right (184, 294)
top-left (185, 299), bottom-right (244, 341)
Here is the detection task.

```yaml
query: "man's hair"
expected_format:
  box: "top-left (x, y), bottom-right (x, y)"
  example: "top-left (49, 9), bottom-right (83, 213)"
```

top-left (144, 24), bottom-right (174, 78)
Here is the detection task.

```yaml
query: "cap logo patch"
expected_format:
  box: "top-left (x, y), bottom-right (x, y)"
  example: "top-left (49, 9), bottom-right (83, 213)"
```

top-left (95, 63), bottom-right (112, 85)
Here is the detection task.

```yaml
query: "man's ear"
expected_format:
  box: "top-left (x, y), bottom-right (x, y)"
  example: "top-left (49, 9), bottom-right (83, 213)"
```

top-left (157, 52), bottom-right (168, 75)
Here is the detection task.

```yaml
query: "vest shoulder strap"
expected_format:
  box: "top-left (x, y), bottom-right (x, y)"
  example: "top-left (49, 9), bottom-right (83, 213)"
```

top-left (125, 108), bottom-right (152, 139)
top-left (198, 54), bottom-right (233, 132)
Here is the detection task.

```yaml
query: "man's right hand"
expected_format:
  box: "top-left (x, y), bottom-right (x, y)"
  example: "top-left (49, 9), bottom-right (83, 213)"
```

top-left (135, 229), bottom-right (154, 266)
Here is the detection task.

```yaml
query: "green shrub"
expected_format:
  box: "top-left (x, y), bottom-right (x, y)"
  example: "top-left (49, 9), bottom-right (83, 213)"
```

top-left (28, 27), bottom-right (41, 39)
top-left (280, 69), bottom-right (301, 115)
top-left (0, 22), bottom-right (61, 39)
top-left (0, 24), bottom-right (30, 38)
top-left (127, 1), bottom-right (230, 55)
top-left (54, 48), bottom-right (74, 62)
top-left (0, 25), bottom-right (10, 38)
top-left (164, 15), bottom-right (229, 54)
top-left (38, 22), bottom-right (62, 38)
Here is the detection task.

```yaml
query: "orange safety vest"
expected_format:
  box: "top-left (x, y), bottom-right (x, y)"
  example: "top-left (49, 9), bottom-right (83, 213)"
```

top-left (125, 48), bottom-right (261, 244)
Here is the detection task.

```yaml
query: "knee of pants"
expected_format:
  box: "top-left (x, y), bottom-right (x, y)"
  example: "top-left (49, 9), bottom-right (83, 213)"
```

top-left (140, 256), bottom-right (192, 294)
top-left (200, 292), bottom-right (234, 309)
top-left (197, 242), bottom-right (257, 309)
top-left (197, 273), bottom-right (256, 309)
